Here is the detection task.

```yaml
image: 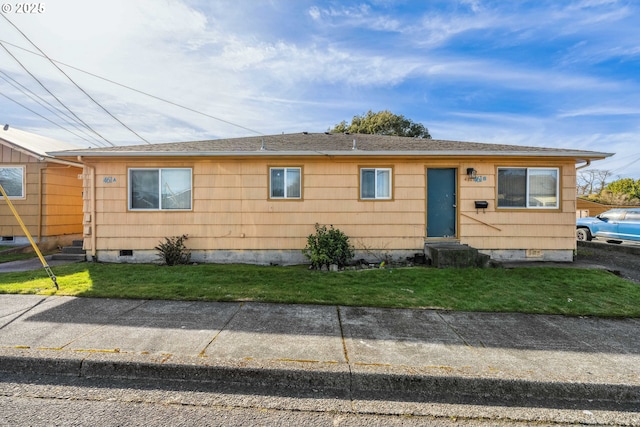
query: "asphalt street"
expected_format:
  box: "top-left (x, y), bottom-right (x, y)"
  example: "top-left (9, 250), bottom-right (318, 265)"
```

top-left (0, 294), bottom-right (639, 425)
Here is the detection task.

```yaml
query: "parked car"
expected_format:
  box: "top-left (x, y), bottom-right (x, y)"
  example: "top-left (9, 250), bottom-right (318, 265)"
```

top-left (576, 208), bottom-right (640, 242)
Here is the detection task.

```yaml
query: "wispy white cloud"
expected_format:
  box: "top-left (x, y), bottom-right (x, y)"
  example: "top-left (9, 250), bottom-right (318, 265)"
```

top-left (308, 3), bottom-right (415, 34)
top-left (459, 0), bottom-right (482, 13)
top-left (308, 4), bottom-right (373, 20)
top-left (1, 0), bottom-right (639, 177)
top-left (557, 107), bottom-right (640, 118)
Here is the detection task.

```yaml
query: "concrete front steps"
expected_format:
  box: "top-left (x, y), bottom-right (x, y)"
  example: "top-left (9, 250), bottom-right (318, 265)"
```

top-left (51, 240), bottom-right (86, 262)
top-left (424, 241), bottom-right (490, 268)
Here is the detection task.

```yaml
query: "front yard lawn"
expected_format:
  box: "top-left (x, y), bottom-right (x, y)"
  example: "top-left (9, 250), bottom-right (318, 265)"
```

top-left (1, 262), bottom-right (639, 318)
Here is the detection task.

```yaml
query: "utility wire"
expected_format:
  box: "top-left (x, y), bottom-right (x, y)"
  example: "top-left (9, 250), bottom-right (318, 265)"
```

top-left (610, 153), bottom-right (640, 176)
top-left (0, 71), bottom-right (108, 147)
top-left (0, 91), bottom-right (106, 145)
top-left (1, 14), bottom-right (148, 144)
top-left (1, 69), bottom-right (84, 128)
top-left (0, 39), bottom-right (265, 137)
top-left (589, 149), bottom-right (640, 170)
top-left (0, 40), bottom-right (115, 146)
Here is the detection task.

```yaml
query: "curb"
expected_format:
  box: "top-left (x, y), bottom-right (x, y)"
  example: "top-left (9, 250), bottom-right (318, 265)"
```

top-left (0, 348), bottom-right (349, 390)
top-left (2, 348), bottom-right (638, 409)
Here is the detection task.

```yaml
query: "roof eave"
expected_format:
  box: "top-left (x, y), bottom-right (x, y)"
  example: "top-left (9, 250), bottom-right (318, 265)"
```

top-left (49, 150), bottom-right (615, 159)
top-left (0, 139), bottom-right (82, 166)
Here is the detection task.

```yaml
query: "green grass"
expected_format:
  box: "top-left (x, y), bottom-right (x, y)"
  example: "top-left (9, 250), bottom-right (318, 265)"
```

top-left (1, 262), bottom-right (639, 317)
top-left (0, 251), bottom-right (40, 263)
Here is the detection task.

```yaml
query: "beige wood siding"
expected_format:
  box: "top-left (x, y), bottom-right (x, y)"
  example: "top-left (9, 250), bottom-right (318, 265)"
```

top-left (0, 146), bottom-right (40, 237)
top-left (87, 158), bottom-right (425, 252)
top-left (0, 146), bottom-right (82, 240)
top-left (83, 155), bottom-right (578, 256)
top-left (458, 160), bottom-right (576, 251)
top-left (41, 165), bottom-right (83, 236)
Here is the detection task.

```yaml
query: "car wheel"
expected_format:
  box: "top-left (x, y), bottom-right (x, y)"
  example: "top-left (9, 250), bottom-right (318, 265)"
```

top-left (576, 228), bottom-right (592, 241)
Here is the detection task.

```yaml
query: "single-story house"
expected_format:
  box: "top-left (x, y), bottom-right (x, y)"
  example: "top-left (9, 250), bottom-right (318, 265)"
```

top-left (577, 198), bottom-right (640, 218)
top-left (49, 132), bottom-right (612, 265)
top-left (0, 126), bottom-right (84, 250)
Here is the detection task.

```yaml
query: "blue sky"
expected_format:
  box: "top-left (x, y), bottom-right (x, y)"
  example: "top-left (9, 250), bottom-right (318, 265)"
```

top-left (1, 0), bottom-right (639, 178)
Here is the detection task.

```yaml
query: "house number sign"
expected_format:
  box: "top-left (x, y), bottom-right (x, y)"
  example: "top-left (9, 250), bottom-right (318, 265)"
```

top-left (103, 177), bottom-right (117, 184)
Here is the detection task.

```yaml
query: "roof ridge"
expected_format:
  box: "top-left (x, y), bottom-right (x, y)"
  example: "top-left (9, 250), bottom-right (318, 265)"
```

top-left (45, 132), bottom-right (613, 160)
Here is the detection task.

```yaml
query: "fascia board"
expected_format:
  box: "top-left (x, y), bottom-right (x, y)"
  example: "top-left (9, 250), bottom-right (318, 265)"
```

top-left (48, 150), bottom-right (614, 159)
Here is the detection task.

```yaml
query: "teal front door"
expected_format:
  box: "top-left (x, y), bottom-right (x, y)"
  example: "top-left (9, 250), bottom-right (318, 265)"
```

top-left (427, 168), bottom-right (457, 238)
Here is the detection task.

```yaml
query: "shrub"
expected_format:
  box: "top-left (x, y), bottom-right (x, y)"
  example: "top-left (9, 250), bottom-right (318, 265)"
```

top-left (156, 234), bottom-right (191, 266)
top-left (303, 224), bottom-right (354, 270)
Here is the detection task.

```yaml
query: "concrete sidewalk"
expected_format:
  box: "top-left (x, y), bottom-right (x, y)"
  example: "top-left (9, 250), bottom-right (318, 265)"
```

top-left (0, 255), bottom-right (83, 273)
top-left (1, 294), bottom-right (639, 417)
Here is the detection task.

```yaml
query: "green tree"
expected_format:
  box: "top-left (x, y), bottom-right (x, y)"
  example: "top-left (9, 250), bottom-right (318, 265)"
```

top-left (330, 110), bottom-right (431, 138)
top-left (604, 178), bottom-right (640, 203)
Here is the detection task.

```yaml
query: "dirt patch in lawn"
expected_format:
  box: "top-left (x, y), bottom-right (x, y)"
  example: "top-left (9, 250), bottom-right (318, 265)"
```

top-left (498, 240), bottom-right (640, 284)
top-left (575, 240), bottom-right (640, 283)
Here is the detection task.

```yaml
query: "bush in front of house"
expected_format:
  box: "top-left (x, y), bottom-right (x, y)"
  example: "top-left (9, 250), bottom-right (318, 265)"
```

top-left (156, 234), bottom-right (191, 266)
top-left (303, 223), bottom-right (355, 270)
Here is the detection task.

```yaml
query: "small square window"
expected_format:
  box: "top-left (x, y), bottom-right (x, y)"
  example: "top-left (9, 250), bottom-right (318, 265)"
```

top-left (270, 167), bottom-right (301, 199)
top-left (360, 168), bottom-right (392, 200)
top-left (0, 166), bottom-right (24, 198)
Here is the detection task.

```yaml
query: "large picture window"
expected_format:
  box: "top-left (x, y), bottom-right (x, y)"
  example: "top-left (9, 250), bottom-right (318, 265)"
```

top-left (0, 166), bottom-right (24, 198)
top-left (360, 168), bottom-right (392, 200)
top-left (270, 167), bottom-right (301, 199)
top-left (497, 167), bottom-right (559, 209)
top-left (129, 168), bottom-right (192, 210)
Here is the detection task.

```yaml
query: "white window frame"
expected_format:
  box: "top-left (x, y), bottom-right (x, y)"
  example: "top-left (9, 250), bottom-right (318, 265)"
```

top-left (269, 167), bottom-right (302, 199)
top-left (497, 167), bottom-right (559, 209)
top-left (128, 168), bottom-right (192, 211)
top-left (0, 166), bottom-right (25, 199)
top-left (360, 167), bottom-right (392, 200)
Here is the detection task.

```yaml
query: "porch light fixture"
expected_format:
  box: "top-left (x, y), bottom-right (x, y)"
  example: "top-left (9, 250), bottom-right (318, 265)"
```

top-left (466, 168), bottom-right (477, 180)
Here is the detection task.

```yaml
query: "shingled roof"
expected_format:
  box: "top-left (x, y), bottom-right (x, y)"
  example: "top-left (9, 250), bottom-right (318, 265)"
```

top-left (1, 127), bottom-right (81, 158)
top-left (48, 132), bottom-right (613, 160)
top-left (1, 127), bottom-right (83, 167)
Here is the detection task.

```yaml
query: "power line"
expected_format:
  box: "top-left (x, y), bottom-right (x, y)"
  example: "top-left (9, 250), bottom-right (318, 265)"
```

top-left (0, 91), bottom-right (107, 145)
top-left (1, 69), bottom-right (82, 126)
top-left (610, 153), bottom-right (640, 176)
top-left (1, 14), bottom-right (148, 144)
top-left (0, 40), bottom-right (115, 146)
top-left (0, 39), bottom-right (265, 137)
top-left (0, 70), bottom-right (108, 147)
top-left (583, 151), bottom-right (640, 179)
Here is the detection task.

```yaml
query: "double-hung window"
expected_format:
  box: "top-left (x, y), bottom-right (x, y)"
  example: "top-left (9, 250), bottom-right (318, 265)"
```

top-left (360, 167), bottom-right (392, 200)
top-left (497, 167), bottom-right (559, 209)
top-left (270, 167), bottom-right (301, 199)
top-left (0, 166), bottom-right (24, 198)
top-left (129, 168), bottom-right (192, 210)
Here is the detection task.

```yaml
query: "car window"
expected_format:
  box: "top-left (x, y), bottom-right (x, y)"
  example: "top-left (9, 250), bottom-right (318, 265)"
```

top-left (600, 211), bottom-right (624, 221)
top-left (624, 211), bottom-right (640, 221)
